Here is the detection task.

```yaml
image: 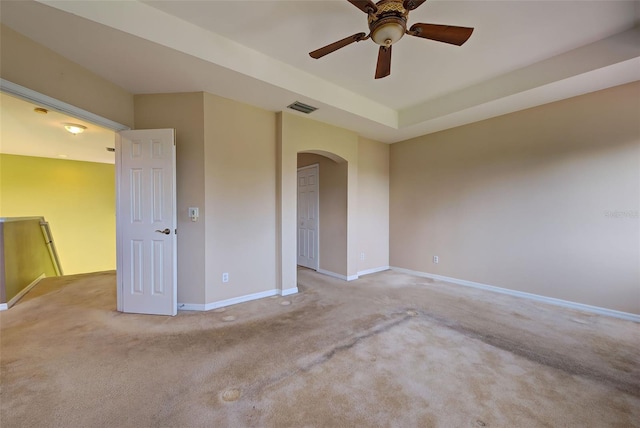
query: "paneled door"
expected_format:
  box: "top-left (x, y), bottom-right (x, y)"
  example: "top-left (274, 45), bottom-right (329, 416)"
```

top-left (297, 164), bottom-right (319, 270)
top-left (116, 129), bottom-right (177, 316)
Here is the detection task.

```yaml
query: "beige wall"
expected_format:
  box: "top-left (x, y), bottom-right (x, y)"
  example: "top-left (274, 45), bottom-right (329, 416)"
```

top-left (203, 93), bottom-right (277, 302)
top-left (278, 113), bottom-right (359, 287)
top-left (134, 93), bottom-right (206, 305)
top-left (0, 24), bottom-right (134, 128)
top-left (358, 137), bottom-right (390, 273)
top-left (0, 154), bottom-right (116, 275)
top-left (298, 153), bottom-right (348, 275)
top-left (1, 18), bottom-right (385, 307)
top-left (135, 92), bottom-right (278, 305)
top-left (390, 82), bottom-right (640, 314)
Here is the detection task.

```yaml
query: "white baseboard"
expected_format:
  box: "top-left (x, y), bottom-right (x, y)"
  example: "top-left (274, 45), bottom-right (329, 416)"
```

top-left (317, 269), bottom-right (358, 282)
top-left (178, 289), bottom-right (279, 312)
top-left (177, 303), bottom-right (207, 311)
top-left (317, 269), bottom-right (347, 281)
top-left (390, 267), bottom-right (640, 323)
top-left (281, 287), bottom-right (298, 296)
top-left (1, 273), bottom-right (46, 310)
top-left (317, 267), bottom-right (389, 281)
top-left (357, 266), bottom-right (390, 276)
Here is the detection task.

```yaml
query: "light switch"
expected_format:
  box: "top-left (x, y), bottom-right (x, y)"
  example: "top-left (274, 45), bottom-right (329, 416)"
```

top-left (188, 207), bottom-right (199, 222)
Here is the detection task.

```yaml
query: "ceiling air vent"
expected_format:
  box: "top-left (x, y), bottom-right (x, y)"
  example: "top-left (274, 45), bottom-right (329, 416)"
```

top-left (287, 101), bottom-right (318, 114)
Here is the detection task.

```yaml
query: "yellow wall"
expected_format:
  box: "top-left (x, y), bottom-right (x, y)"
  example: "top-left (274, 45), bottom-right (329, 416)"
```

top-left (0, 154), bottom-right (116, 275)
top-left (390, 82), bottom-right (640, 315)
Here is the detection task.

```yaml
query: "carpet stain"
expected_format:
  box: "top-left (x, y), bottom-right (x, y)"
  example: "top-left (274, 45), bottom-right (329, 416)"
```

top-left (222, 315), bottom-right (236, 322)
top-left (421, 311), bottom-right (640, 397)
top-left (221, 389), bottom-right (241, 402)
top-left (280, 300), bottom-right (291, 306)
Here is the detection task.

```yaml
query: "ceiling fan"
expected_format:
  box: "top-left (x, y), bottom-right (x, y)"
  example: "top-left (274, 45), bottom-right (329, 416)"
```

top-left (309, 0), bottom-right (474, 79)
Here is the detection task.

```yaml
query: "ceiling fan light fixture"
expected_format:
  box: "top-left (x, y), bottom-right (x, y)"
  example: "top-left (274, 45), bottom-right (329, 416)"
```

top-left (371, 19), bottom-right (406, 46)
top-left (64, 123), bottom-right (87, 135)
top-left (310, 0), bottom-right (473, 79)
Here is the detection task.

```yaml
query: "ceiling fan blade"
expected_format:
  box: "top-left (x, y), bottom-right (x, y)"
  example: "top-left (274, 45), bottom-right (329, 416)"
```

top-left (309, 32), bottom-right (367, 59)
top-left (409, 23), bottom-right (474, 46)
top-left (348, 0), bottom-right (378, 14)
top-left (403, 0), bottom-right (428, 11)
top-left (375, 45), bottom-right (392, 79)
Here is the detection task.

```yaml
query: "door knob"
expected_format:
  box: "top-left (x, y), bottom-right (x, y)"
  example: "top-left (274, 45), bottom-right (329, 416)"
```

top-left (155, 228), bottom-right (171, 235)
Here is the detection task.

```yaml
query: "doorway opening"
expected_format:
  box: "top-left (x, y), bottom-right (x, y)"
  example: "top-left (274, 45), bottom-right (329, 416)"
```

top-left (0, 80), bottom-right (126, 309)
top-left (297, 151), bottom-right (348, 280)
top-left (0, 91), bottom-right (119, 275)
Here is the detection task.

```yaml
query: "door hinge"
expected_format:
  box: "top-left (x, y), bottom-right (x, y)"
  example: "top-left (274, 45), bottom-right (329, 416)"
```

top-left (175, 229), bottom-right (177, 235)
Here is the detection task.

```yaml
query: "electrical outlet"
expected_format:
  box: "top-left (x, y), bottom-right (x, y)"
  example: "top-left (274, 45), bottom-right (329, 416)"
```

top-left (222, 272), bottom-right (229, 283)
top-left (433, 256), bottom-right (439, 264)
top-left (360, 252), bottom-right (365, 261)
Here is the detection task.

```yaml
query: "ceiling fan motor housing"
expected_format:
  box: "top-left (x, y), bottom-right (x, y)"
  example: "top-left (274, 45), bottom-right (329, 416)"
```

top-left (368, 0), bottom-right (408, 46)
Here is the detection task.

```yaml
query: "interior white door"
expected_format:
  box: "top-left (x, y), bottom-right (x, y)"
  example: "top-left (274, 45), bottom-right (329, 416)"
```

top-left (116, 129), bottom-right (177, 316)
top-left (297, 164), bottom-right (319, 270)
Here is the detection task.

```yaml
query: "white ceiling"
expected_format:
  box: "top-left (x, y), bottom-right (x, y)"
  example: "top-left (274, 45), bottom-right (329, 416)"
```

top-left (0, 93), bottom-right (115, 164)
top-left (1, 0), bottom-right (639, 144)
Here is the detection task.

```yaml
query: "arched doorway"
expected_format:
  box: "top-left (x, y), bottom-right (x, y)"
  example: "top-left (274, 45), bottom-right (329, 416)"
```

top-left (297, 151), bottom-right (348, 279)
top-left (276, 112), bottom-right (360, 296)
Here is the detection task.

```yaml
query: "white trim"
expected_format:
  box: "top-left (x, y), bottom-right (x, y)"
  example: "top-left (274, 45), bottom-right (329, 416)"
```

top-left (115, 133), bottom-right (123, 313)
top-left (317, 269), bottom-right (359, 282)
top-left (0, 303), bottom-right (8, 311)
top-left (0, 79), bottom-right (129, 131)
top-left (177, 303), bottom-right (207, 311)
top-left (296, 163), bottom-right (319, 271)
top-left (4, 274), bottom-right (46, 309)
top-left (178, 289), bottom-right (279, 312)
top-left (317, 269), bottom-right (347, 281)
top-left (357, 266), bottom-right (390, 276)
top-left (390, 267), bottom-right (640, 323)
top-left (297, 163), bottom-right (319, 172)
top-left (281, 287), bottom-right (298, 296)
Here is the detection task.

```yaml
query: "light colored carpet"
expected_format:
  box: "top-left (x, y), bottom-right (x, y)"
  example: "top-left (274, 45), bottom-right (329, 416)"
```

top-left (1, 269), bottom-right (638, 427)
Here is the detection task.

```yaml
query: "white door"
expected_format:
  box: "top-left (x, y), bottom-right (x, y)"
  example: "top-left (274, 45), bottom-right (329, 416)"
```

top-left (116, 129), bottom-right (177, 316)
top-left (297, 164), bottom-right (319, 270)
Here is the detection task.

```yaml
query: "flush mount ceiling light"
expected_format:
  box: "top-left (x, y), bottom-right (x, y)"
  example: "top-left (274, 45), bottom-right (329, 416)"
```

top-left (63, 123), bottom-right (87, 135)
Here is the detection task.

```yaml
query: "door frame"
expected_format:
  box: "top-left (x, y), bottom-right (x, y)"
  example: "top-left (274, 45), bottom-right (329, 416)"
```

top-left (1, 79), bottom-right (130, 132)
top-left (297, 163), bottom-right (320, 271)
top-left (1, 79), bottom-right (130, 303)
